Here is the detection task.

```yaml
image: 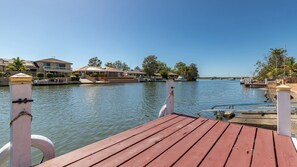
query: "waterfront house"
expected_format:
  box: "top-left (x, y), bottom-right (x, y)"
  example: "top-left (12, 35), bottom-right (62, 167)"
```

top-left (34, 58), bottom-right (72, 77)
top-left (0, 58), bottom-right (38, 75)
top-left (73, 66), bottom-right (106, 78)
top-left (105, 67), bottom-right (124, 77)
top-left (125, 70), bottom-right (147, 78)
top-left (168, 72), bottom-right (179, 79)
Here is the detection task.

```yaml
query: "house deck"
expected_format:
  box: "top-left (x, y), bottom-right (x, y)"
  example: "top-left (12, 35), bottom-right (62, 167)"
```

top-left (38, 113), bottom-right (297, 167)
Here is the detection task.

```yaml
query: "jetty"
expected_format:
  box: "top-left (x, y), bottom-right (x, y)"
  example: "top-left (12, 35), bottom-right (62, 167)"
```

top-left (244, 82), bottom-right (267, 88)
top-left (39, 113), bottom-right (297, 167)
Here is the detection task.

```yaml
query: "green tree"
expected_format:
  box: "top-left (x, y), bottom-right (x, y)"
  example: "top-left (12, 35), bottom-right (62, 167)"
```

top-left (285, 58), bottom-right (297, 77)
top-left (6, 57), bottom-right (28, 71)
top-left (88, 57), bottom-right (102, 67)
top-left (105, 62), bottom-right (113, 67)
top-left (134, 66), bottom-right (141, 71)
top-left (113, 60), bottom-right (130, 71)
top-left (268, 48), bottom-right (287, 69)
top-left (105, 60), bottom-right (130, 70)
top-left (160, 69), bottom-right (168, 79)
top-left (254, 48), bottom-right (293, 80)
top-left (174, 62), bottom-right (187, 76)
top-left (142, 55), bottom-right (159, 77)
top-left (185, 63), bottom-right (199, 81)
top-left (156, 61), bottom-right (171, 73)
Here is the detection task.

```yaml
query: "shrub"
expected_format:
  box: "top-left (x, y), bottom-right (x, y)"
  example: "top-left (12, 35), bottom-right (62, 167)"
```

top-left (46, 73), bottom-right (54, 78)
top-left (0, 71), bottom-right (5, 77)
top-left (70, 75), bottom-right (80, 81)
top-left (37, 73), bottom-right (44, 79)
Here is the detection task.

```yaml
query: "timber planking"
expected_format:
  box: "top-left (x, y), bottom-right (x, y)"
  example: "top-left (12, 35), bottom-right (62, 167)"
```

top-left (38, 113), bottom-right (297, 167)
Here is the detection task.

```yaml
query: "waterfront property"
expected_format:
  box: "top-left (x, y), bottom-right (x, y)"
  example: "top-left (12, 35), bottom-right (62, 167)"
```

top-left (168, 72), bottom-right (179, 79)
top-left (105, 67), bottom-right (124, 77)
top-left (34, 58), bottom-right (73, 77)
top-left (73, 66), bottom-right (106, 78)
top-left (125, 70), bottom-right (147, 78)
top-left (0, 58), bottom-right (38, 75)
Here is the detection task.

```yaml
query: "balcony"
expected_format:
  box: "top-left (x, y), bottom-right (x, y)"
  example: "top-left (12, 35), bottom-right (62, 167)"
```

top-left (43, 66), bottom-right (72, 71)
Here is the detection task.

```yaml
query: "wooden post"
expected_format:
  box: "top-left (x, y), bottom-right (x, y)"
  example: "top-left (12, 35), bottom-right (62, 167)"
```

top-left (166, 80), bottom-right (174, 115)
top-left (276, 85), bottom-right (291, 136)
top-left (9, 73), bottom-right (33, 167)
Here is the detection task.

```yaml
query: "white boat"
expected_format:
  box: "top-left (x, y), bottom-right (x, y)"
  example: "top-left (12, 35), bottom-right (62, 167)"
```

top-left (175, 75), bottom-right (187, 82)
top-left (240, 78), bottom-right (245, 84)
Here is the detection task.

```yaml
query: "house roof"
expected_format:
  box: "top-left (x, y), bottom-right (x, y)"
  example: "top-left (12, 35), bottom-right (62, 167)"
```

top-left (105, 67), bottom-right (124, 73)
top-left (126, 70), bottom-right (146, 75)
top-left (168, 72), bottom-right (178, 76)
top-left (35, 58), bottom-right (72, 64)
top-left (0, 58), bottom-right (37, 68)
top-left (73, 66), bottom-right (105, 72)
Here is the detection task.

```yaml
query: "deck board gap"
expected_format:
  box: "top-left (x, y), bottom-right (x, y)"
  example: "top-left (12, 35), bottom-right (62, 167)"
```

top-left (272, 131), bottom-right (279, 166)
top-left (250, 128), bottom-right (258, 167)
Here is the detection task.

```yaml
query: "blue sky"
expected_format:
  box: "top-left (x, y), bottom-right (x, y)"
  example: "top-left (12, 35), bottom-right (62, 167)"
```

top-left (0, 0), bottom-right (297, 77)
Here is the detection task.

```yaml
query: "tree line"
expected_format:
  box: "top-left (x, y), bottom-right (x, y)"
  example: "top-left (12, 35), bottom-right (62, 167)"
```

top-left (254, 48), bottom-right (297, 80)
top-left (88, 55), bottom-right (199, 81)
top-left (1, 56), bottom-right (199, 81)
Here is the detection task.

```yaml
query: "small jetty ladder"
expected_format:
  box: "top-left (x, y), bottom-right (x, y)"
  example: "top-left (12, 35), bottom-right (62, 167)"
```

top-left (0, 73), bottom-right (55, 167)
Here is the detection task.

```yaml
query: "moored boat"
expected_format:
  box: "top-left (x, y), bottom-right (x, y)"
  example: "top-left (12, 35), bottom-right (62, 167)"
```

top-left (175, 75), bottom-right (187, 82)
top-left (240, 77), bottom-right (245, 84)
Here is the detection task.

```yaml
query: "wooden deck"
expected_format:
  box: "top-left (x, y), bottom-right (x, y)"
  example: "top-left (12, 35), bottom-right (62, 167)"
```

top-left (245, 83), bottom-right (267, 88)
top-left (38, 113), bottom-right (297, 167)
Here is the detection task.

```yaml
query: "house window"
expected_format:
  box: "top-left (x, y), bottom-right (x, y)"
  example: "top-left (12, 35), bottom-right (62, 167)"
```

top-left (56, 64), bottom-right (66, 69)
top-left (43, 63), bottom-right (51, 67)
top-left (56, 64), bottom-right (66, 68)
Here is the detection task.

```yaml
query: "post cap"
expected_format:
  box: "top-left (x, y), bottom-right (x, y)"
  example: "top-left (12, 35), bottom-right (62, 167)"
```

top-left (9, 73), bottom-right (32, 84)
top-left (276, 84), bottom-right (291, 92)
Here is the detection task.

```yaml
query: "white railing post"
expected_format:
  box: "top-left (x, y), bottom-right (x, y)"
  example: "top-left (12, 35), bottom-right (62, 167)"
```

top-left (265, 78), bottom-right (268, 84)
top-left (166, 80), bottom-right (174, 115)
top-left (276, 85), bottom-right (291, 136)
top-left (9, 73), bottom-right (33, 167)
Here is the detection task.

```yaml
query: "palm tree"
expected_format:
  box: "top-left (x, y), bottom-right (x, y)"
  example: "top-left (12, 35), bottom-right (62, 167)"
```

top-left (6, 57), bottom-right (28, 71)
top-left (285, 59), bottom-right (297, 77)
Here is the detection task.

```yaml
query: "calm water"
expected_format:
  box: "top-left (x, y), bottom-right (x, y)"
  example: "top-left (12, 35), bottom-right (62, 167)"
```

top-left (0, 80), bottom-right (266, 162)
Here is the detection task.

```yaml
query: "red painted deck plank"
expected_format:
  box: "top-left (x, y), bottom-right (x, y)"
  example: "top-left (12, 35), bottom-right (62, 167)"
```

top-left (251, 128), bottom-right (276, 167)
top-left (38, 114), bottom-right (297, 167)
top-left (147, 119), bottom-right (218, 167)
top-left (173, 121), bottom-right (229, 167)
top-left (225, 126), bottom-right (256, 167)
top-left (273, 131), bottom-right (297, 167)
top-left (94, 117), bottom-right (196, 167)
top-left (121, 118), bottom-right (208, 167)
top-left (199, 124), bottom-right (242, 167)
top-left (67, 115), bottom-right (186, 166)
top-left (39, 114), bottom-right (178, 167)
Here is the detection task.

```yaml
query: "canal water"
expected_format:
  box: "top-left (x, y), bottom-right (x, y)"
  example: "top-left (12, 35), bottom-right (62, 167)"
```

top-left (0, 80), bottom-right (266, 163)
